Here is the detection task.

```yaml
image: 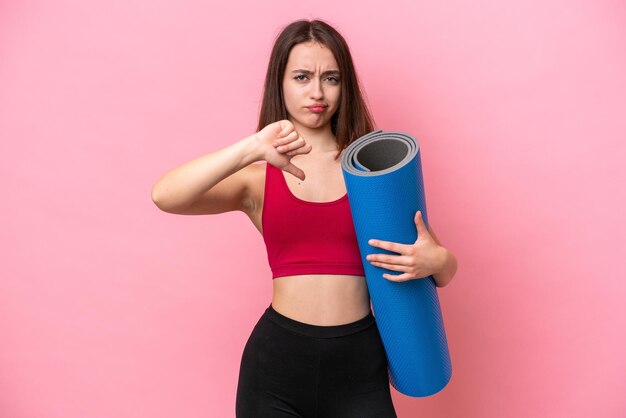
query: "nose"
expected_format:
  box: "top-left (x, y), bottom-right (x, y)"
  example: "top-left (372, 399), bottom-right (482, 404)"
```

top-left (309, 78), bottom-right (323, 100)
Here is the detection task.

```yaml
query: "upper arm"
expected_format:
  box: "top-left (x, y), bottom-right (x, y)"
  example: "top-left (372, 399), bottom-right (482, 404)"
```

top-left (163, 163), bottom-right (262, 216)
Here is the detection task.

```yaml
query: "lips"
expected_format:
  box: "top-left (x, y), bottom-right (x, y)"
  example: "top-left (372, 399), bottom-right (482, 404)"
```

top-left (307, 104), bottom-right (327, 113)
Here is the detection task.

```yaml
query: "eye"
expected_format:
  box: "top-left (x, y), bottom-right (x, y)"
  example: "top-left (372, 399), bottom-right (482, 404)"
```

top-left (326, 76), bottom-right (340, 84)
top-left (294, 74), bottom-right (308, 81)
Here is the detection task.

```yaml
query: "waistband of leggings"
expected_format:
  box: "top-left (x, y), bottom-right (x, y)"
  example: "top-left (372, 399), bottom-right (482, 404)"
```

top-left (264, 303), bottom-right (375, 338)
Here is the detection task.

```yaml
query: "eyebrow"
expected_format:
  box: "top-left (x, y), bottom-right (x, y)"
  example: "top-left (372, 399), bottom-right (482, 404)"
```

top-left (291, 69), bottom-right (340, 76)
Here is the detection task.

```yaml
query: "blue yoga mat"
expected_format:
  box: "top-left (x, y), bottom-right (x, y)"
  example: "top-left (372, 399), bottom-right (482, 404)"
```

top-left (340, 130), bottom-right (452, 397)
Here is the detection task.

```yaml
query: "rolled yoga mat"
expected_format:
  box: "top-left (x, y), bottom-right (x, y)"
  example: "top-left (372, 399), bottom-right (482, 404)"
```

top-left (340, 130), bottom-right (452, 397)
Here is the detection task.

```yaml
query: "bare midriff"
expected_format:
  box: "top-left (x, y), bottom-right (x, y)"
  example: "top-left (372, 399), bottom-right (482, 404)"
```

top-left (271, 274), bottom-right (372, 326)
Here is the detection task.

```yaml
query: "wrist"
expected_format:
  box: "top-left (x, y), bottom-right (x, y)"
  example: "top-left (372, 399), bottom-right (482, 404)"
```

top-left (239, 134), bottom-right (264, 164)
top-left (433, 246), bottom-right (449, 275)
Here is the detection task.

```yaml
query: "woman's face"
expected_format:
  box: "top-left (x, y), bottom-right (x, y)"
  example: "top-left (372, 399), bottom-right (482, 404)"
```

top-left (282, 41), bottom-right (341, 133)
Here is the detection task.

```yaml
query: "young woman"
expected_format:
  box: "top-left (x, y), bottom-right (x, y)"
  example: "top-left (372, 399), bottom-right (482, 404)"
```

top-left (152, 19), bottom-right (457, 418)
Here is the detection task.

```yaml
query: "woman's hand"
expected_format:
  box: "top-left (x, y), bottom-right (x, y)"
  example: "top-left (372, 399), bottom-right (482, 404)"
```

top-left (255, 120), bottom-right (312, 180)
top-left (366, 211), bottom-right (449, 283)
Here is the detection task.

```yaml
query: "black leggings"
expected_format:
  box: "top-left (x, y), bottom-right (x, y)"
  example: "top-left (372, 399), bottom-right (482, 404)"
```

top-left (235, 303), bottom-right (397, 417)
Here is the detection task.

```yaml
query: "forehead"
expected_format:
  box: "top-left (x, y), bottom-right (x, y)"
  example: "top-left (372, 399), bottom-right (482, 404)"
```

top-left (285, 42), bottom-right (338, 69)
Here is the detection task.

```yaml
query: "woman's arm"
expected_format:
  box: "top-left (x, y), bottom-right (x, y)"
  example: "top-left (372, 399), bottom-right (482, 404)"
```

top-left (151, 134), bottom-right (261, 215)
top-left (429, 227), bottom-right (458, 288)
top-left (151, 120), bottom-right (310, 215)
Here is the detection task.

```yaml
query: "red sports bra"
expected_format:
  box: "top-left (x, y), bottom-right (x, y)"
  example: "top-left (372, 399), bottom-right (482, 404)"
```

top-left (261, 162), bottom-right (365, 279)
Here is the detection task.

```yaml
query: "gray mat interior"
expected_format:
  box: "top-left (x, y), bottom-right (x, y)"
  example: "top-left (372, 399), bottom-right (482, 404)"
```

top-left (355, 139), bottom-right (409, 171)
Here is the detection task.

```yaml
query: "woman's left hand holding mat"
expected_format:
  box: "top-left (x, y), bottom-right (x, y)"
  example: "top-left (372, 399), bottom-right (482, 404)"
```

top-left (366, 210), bottom-right (448, 283)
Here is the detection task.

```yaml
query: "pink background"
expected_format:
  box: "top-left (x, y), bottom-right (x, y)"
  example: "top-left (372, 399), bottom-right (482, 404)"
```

top-left (1, 0), bottom-right (625, 417)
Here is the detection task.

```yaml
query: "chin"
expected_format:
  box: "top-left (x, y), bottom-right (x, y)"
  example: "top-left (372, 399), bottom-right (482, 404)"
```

top-left (309, 116), bottom-right (332, 128)
top-left (295, 120), bottom-right (326, 131)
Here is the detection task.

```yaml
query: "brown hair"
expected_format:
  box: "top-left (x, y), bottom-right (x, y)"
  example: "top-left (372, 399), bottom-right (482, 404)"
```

top-left (257, 19), bottom-right (376, 160)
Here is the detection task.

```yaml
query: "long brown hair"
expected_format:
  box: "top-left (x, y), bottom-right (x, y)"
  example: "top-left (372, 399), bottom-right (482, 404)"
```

top-left (257, 19), bottom-right (376, 160)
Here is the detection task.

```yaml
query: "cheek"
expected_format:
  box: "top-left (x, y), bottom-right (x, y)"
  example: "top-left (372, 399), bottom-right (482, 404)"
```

top-left (329, 88), bottom-right (341, 108)
top-left (281, 93), bottom-right (293, 113)
top-left (282, 86), bottom-right (299, 108)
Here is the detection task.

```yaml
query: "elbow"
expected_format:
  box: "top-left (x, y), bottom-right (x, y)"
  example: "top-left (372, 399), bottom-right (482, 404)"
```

top-left (151, 182), bottom-right (173, 212)
top-left (151, 182), bottom-right (193, 214)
